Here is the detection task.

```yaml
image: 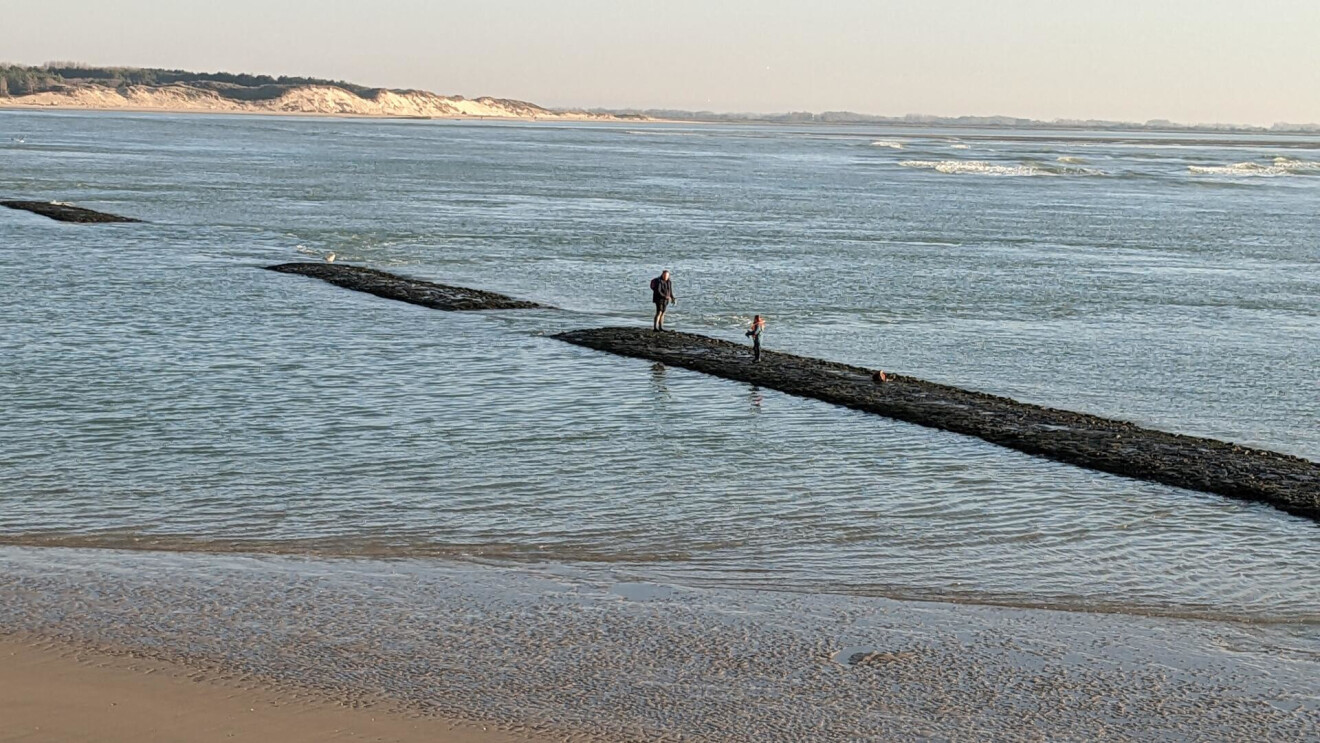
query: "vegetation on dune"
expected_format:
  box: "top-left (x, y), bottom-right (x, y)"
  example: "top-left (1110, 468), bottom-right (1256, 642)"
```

top-left (0, 62), bottom-right (578, 117)
top-left (0, 62), bottom-right (390, 100)
top-left (0, 65), bottom-right (62, 96)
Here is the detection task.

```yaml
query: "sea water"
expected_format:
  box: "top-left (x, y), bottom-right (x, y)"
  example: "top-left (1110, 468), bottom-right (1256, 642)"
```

top-left (1, 111), bottom-right (1317, 624)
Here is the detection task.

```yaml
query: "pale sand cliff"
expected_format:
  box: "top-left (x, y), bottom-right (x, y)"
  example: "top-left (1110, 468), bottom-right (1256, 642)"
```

top-left (0, 84), bottom-right (621, 120)
top-left (0, 636), bottom-right (546, 743)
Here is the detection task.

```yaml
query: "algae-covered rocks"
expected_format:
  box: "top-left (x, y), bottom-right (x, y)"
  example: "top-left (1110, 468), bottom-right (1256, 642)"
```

top-left (1, 200), bottom-right (143, 223)
top-left (265, 262), bottom-right (548, 311)
top-left (555, 326), bottom-right (1320, 521)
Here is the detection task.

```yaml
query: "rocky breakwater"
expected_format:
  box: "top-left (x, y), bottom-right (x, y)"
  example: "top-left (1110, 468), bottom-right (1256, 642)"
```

top-left (2, 200), bottom-right (142, 223)
top-left (265, 262), bottom-right (547, 311)
top-left (554, 327), bottom-right (1320, 521)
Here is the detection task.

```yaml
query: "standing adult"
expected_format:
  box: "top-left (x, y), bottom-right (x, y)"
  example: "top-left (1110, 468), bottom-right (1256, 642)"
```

top-left (746, 314), bottom-right (765, 362)
top-left (650, 270), bottom-right (675, 331)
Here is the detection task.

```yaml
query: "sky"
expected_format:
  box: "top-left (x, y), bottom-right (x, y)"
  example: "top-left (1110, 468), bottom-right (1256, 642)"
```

top-left (5, 0), bottom-right (1319, 125)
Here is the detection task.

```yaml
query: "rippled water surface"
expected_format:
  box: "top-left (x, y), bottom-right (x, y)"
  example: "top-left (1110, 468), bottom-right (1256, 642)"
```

top-left (1, 111), bottom-right (1317, 622)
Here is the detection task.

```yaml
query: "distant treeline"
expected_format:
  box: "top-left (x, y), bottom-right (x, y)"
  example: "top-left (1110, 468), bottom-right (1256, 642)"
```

top-left (0, 63), bottom-right (383, 99)
top-left (0, 65), bottom-right (61, 96)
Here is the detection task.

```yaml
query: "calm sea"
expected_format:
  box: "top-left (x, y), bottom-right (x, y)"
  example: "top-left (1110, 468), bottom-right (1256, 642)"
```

top-left (1, 110), bottom-right (1317, 624)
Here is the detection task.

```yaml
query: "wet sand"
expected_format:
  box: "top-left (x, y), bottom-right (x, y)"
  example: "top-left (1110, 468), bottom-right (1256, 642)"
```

top-left (2, 547), bottom-right (1316, 743)
top-left (0, 636), bottom-right (541, 743)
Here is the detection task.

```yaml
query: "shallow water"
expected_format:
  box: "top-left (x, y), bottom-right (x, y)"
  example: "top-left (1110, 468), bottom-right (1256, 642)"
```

top-left (0, 111), bottom-right (1317, 624)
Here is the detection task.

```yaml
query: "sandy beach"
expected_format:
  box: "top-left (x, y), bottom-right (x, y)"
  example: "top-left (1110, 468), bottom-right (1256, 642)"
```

top-left (0, 84), bottom-right (626, 121)
top-left (2, 547), bottom-right (1317, 743)
top-left (0, 636), bottom-right (540, 743)
top-left (0, 100), bottom-right (614, 122)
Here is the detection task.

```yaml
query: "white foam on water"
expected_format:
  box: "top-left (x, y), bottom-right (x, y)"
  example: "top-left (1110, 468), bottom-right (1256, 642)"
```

top-left (626, 130), bottom-right (700, 137)
top-left (871, 139), bottom-right (905, 149)
top-left (1189, 157), bottom-right (1320, 177)
top-left (900, 159), bottom-right (1042, 176)
top-left (950, 143), bottom-right (971, 149)
top-left (899, 159), bottom-right (1105, 177)
top-left (1057, 156), bottom-right (1087, 164)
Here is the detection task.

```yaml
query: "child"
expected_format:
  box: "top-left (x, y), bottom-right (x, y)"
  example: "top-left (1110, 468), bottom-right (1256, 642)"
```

top-left (745, 315), bottom-right (765, 362)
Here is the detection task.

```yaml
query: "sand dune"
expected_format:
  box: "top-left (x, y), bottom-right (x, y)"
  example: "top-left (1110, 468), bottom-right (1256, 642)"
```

top-left (0, 83), bottom-right (619, 120)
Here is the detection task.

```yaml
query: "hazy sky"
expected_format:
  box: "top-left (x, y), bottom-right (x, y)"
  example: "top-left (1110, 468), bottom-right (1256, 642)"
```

top-left (6, 0), bottom-right (1319, 124)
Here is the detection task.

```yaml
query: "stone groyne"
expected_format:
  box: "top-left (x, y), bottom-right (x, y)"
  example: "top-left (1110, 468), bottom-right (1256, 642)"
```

top-left (2, 200), bottom-right (142, 223)
top-left (265, 263), bottom-right (547, 311)
top-left (554, 327), bottom-right (1320, 522)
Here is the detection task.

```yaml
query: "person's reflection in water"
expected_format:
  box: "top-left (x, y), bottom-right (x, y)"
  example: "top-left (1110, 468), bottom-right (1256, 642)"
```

top-left (748, 385), bottom-right (764, 413)
top-left (650, 362), bottom-right (672, 402)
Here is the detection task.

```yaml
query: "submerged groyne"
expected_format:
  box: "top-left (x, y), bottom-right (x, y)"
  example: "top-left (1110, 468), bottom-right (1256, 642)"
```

top-left (1, 200), bottom-right (142, 223)
top-left (265, 263), bottom-right (547, 311)
top-left (555, 327), bottom-right (1320, 521)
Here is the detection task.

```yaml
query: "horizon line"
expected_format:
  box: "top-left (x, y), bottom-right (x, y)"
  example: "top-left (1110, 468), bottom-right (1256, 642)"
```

top-left (8, 60), bottom-right (1320, 134)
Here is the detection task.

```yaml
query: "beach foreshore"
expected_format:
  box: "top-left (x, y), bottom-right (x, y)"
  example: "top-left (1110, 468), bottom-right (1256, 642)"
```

top-left (1, 547), bottom-right (1316, 743)
top-left (0, 637), bottom-right (541, 743)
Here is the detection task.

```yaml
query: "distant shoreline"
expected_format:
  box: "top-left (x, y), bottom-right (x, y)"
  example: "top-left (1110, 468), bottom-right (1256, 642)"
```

top-left (0, 95), bottom-right (634, 122)
top-left (0, 99), bottom-right (616, 122)
top-left (6, 99), bottom-right (1320, 140)
top-left (0, 65), bottom-right (642, 121)
top-left (8, 102), bottom-right (1320, 142)
top-left (4, 64), bottom-right (1316, 132)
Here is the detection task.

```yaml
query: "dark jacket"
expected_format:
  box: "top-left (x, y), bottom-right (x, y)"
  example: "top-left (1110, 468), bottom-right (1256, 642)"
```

top-left (651, 276), bottom-right (674, 303)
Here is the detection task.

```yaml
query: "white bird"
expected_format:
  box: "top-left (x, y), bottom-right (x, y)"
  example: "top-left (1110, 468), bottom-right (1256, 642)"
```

top-left (325, 252), bottom-right (337, 263)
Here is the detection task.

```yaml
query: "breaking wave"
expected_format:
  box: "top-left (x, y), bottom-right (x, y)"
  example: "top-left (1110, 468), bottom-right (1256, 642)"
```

top-left (898, 159), bottom-right (1105, 177)
top-left (1188, 157), bottom-right (1320, 177)
top-left (871, 139), bottom-right (905, 149)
